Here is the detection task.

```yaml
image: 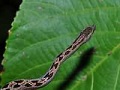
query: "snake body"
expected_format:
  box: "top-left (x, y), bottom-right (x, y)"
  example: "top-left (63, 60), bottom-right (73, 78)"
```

top-left (1, 25), bottom-right (96, 90)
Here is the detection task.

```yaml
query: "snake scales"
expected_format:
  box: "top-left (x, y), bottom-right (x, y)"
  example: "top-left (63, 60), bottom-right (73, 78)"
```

top-left (1, 25), bottom-right (96, 90)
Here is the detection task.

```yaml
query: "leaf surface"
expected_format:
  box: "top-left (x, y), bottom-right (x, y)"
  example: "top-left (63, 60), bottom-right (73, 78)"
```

top-left (1, 0), bottom-right (120, 90)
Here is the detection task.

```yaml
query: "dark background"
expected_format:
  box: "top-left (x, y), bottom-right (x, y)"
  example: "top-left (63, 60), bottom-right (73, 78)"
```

top-left (0, 0), bottom-right (22, 71)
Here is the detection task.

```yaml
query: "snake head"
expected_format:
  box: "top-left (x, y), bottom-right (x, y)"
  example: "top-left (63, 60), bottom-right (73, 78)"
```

top-left (82, 25), bottom-right (96, 41)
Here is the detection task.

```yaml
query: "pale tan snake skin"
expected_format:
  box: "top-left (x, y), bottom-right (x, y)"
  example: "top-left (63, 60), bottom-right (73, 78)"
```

top-left (1, 25), bottom-right (96, 90)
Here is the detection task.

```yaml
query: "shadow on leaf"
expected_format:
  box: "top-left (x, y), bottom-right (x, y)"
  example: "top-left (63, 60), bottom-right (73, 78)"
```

top-left (57, 47), bottom-right (95, 90)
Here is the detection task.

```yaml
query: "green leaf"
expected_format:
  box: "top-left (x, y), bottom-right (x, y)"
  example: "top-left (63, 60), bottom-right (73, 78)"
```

top-left (1, 0), bottom-right (120, 90)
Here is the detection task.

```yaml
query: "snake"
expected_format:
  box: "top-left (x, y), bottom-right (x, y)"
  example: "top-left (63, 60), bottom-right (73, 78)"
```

top-left (1, 25), bottom-right (96, 90)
